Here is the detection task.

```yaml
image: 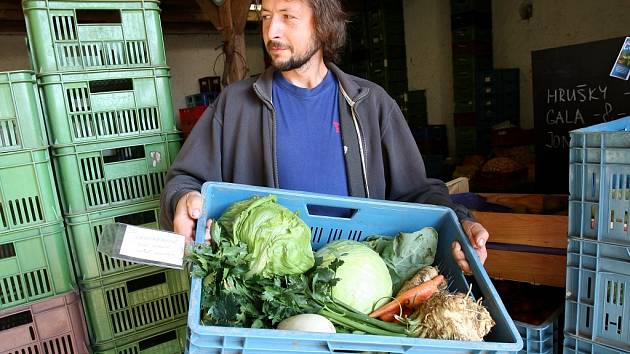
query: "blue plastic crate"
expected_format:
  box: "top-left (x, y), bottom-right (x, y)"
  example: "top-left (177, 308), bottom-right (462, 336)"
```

top-left (563, 334), bottom-right (627, 354)
top-left (564, 237), bottom-right (630, 352)
top-left (569, 117), bottom-right (630, 246)
top-left (187, 182), bottom-right (523, 354)
top-left (515, 308), bottom-right (562, 354)
top-left (185, 92), bottom-right (219, 108)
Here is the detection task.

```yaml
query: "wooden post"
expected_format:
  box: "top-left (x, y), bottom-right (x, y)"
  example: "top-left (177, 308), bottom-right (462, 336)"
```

top-left (195, 0), bottom-right (252, 85)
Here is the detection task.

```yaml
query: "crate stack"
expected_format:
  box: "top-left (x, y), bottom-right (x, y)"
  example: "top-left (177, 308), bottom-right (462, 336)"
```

top-left (476, 69), bottom-right (519, 127)
top-left (21, 0), bottom-right (188, 353)
top-left (366, 0), bottom-right (408, 98)
top-left (0, 70), bottom-right (90, 353)
top-left (564, 117), bottom-right (630, 353)
top-left (450, 0), bottom-right (492, 156)
top-left (179, 76), bottom-right (220, 139)
top-left (339, 13), bottom-right (371, 81)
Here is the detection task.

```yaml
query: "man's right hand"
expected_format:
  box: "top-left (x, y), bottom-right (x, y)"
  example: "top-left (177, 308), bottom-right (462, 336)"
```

top-left (173, 191), bottom-right (206, 243)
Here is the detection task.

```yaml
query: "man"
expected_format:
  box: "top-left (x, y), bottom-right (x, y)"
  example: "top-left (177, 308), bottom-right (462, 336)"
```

top-left (160, 0), bottom-right (488, 273)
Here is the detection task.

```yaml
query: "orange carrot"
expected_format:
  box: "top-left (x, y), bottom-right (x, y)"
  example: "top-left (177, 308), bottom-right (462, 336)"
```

top-left (379, 306), bottom-right (415, 322)
top-left (369, 274), bottom-right (444, 320)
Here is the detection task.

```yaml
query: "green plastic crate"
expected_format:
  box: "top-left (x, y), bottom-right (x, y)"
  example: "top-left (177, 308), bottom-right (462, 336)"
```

top-left (0, 148), bottom-right (62, 233)
top-left (0, 221), bottom-right (76, 311)
top-left (0, 71), bottom-right (48, 153)
top-left (92, 319), bottom-right (187, 354)
top-left (65, 199), bottom-right (161, 282)
top-left (22, 0), bottom-right (167, 73)
top-left (81, 268), bottom-right (189, 345)
top-left (38, 67), bottom-right (176, 146)
top-left (51, 132), bottom-right (180, 215)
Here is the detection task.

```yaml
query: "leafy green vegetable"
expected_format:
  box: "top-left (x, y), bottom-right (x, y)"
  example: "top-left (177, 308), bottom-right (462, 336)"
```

top-left (188, 239), bottom-right (320, 328)
top-left (315, 240), bottom-right (392, 314)
top-left (364, 227), bottom-right (438, 294)
top-left (216, 195), bottom-right (315, 278)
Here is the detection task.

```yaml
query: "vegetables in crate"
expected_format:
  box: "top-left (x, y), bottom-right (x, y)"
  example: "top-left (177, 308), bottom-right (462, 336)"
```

top-left (369, 272), bottom-right (445, 321)
top-left (277, 314), bottom-right (336, 333)
top-left (187, 194), bottom-right (494, 341)
top-left (315, 240), bottom-right (392, 314)
top-left (187, 195), bottom-right (405, 336)
top-left (403, 287), bottom-right (495, 341)
top-left (213, 195), bottom-right (314, 277)
top-left (364, 228), bottom-right (438, 294)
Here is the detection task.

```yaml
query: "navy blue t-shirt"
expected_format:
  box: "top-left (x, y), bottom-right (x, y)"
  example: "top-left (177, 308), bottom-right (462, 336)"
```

top-left (273, 71), bottom-right (349, 215)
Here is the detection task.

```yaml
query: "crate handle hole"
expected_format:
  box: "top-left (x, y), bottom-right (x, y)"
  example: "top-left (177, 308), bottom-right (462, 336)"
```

top-left (76, 10), bottom-right (122, 24)
top-left (0, 310), bottom-right (33, 333)
top-left (138, 330), bottom-right (177, 351)
top-left (126, 272), bottom-right (166, 293)
top-left (306, 204), bottom-right (356, 219)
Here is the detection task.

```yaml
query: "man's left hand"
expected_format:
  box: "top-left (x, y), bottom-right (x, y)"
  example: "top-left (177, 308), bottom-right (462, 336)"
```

top-left (452, 220), bottom-right (489, 273)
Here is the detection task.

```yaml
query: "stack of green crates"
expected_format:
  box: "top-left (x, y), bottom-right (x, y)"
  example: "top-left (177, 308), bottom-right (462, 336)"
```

top-left (22, 0), bottom-right (187, 352)
top-left (0, 70), bottom-right (76, 311)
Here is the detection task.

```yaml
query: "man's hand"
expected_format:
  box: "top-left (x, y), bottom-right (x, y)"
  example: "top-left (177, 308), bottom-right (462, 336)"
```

top-left (173, 191), bottom-right (212, 243)
top-left (452, 220), bottom-right (489, 273)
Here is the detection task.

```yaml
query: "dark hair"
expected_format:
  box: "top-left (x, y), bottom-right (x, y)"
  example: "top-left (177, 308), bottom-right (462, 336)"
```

top-left (306, 0), bottom-right (347, 62)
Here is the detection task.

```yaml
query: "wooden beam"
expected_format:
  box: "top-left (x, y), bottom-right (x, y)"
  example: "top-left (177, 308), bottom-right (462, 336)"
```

top-left (0, 21), bottom-right (27, 33)
top-left (0, 9), bottom-right (23, 22)
top-left (0, 2), bottom-right (21, 10)
top-left (161, 11), bottom-right (214, 23)
top-left (473, 211), bottom-right (568, 249)
top-left (485, 249), bottom-right (566, 287)
top-left (195, 0), bottom-right (221, 29)
top-left (232, 0), bottom-right (252, 34)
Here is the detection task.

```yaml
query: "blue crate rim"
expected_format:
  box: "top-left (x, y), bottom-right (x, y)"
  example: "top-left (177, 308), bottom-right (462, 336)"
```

top-left (563, 333), bottom-right (627, 353)
top-left (188, 181), bottom-right (524, 352)
top-left (570, 116), bottom-right (630, 134)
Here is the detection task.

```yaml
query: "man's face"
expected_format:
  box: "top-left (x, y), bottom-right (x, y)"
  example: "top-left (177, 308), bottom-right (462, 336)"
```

top-left (261, 0), bottom-right (321, 71)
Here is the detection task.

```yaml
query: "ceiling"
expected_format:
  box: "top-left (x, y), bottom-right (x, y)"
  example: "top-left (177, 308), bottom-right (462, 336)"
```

top-left (0, 0), bottom-right (366, 34)
top-left (0, 0), bottom-right (262, 34)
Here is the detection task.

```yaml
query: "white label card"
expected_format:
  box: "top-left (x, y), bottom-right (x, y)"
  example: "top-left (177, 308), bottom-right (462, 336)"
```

top-left (119, 225), bottom-right (185, 267)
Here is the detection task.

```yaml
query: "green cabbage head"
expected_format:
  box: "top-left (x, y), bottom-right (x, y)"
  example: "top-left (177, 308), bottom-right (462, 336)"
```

top-left (316, 240), bottom-right (392, 314)
top-left (217, 195), bottom-right (314, 278)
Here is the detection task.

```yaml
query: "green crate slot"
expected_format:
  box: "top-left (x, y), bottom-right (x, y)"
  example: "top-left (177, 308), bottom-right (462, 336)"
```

top-left (0, 149), bottom-right (62, 232)
top-left (92, 319), bottom-right (187, 354)
top-left (0, 221), bottom-right (75, 311)
top-left (23, 0), bottom-right (166, 73)
top-left (0, 71), bottom-right (48, 153)
top-left (65, 200), bottom-right (161, 281)
top-left (52, 133), bottom-right (180, 214)
top-left (81, 268), bottom-right (189, 345)
top-left (38, 68), bottom-right (176, 145)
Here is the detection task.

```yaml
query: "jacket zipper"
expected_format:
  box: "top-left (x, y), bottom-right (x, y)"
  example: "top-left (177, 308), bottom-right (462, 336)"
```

top-left (339, 85), bottom-right (370, 198)
top-left (253, 84), bottom-right (280, 188)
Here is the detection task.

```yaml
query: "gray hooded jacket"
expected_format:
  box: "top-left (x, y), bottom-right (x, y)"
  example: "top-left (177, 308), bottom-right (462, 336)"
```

top-left (159, 63), bottom-right (472, 230)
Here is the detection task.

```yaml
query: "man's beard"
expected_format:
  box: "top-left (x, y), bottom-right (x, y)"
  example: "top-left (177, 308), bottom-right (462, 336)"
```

top-left (267, 38), bottom-right (321, 71)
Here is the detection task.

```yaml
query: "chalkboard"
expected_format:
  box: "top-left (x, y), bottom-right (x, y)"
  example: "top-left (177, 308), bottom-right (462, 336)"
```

top-left (532, 37), bottom-right (630, 193)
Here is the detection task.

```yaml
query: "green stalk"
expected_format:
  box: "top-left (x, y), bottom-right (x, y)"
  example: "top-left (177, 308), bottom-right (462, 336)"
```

top-left (324, 302), bottom-right (407, 334)
top-left (319, 308), bottom-right (405, 337)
